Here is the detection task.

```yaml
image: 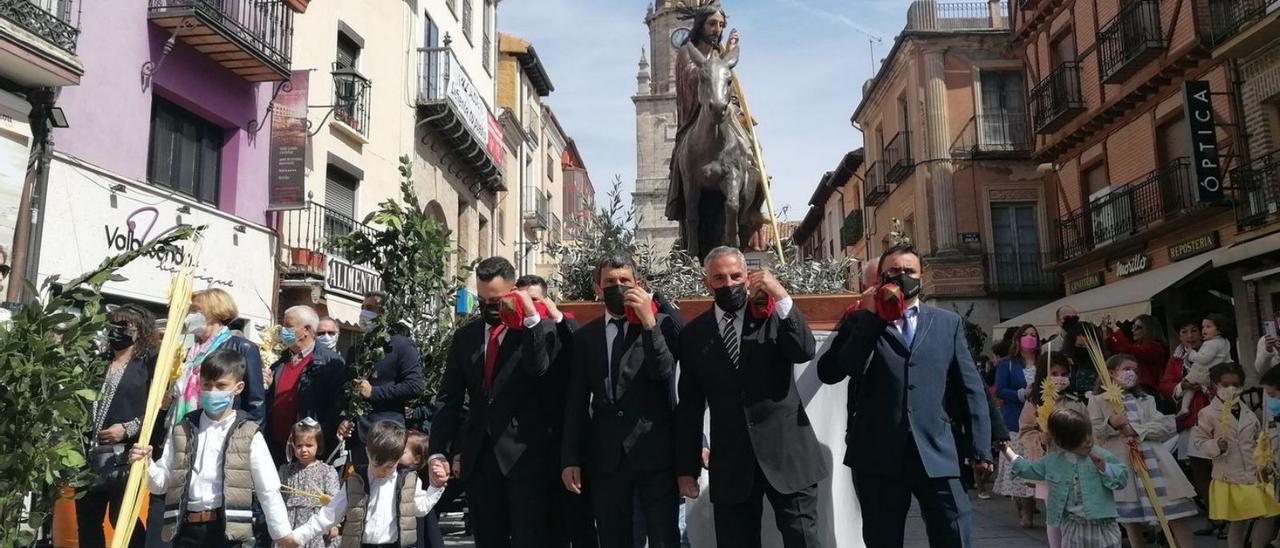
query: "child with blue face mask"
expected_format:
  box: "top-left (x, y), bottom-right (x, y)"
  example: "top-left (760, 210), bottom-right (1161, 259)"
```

top-left (129, 349), bottom-right (293, 546)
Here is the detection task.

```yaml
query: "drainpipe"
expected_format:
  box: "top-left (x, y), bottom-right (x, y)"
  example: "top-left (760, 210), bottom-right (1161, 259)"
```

top-left (8, 88), bottom-right (55, 304)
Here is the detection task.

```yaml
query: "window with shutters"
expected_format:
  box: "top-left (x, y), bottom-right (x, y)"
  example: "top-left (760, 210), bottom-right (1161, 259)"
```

top-left (462, 0), bottom-right (473, 44)
top-left (324, 167), bottom-right (359, 255)
top-left (978, 71), bottom-right (1026, 148)
top-left (482, 1), bottom-right (493, 74)
top-left (991, 203), bottom-right (1043, 290)
top-left (147, 97), bottom-right (223, 205)
top-left (336, 32), bottom-right (360, 71)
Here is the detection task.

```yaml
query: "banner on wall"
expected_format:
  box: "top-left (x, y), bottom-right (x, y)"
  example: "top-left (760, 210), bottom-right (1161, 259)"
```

top-left (268, 70), bottom-right (310, 211)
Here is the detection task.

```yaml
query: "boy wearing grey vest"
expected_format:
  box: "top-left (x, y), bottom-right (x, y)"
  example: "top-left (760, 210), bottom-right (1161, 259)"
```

top-left (280, 420), bottom-right (445, 548)
top-left (129, 349), bottom-right (292, 547)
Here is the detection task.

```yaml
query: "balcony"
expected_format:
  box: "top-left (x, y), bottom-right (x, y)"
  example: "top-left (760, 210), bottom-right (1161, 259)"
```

top-left (1209, 0), bottom-right (1280, 58)
top-left (0, 0), bottom-right (82, 86)
top-left (523, 186), bottom-right (550, 231)
top-left (148, 0), bottom-right (294, 82)
top-left (332, 68), bottom-right (370, 137)
top-left (905, 1), bottom-right (1010, 31)
top-left (1233, 150), bottom-right (1280, 230)
top-left (1097, 0), bottom-right (1166, 84)
top-left (417, 46), bottom-right (504, 189)
top-left (1029, 62), bottom-right (1085, 134)
top-left (523, 103), bottom-right (540, 142)
top-left (951, 112), bottom-right (1032, 158)
top-left (1056, 158), bottom-right (1221, 262)
top-left (864, 161), bottom-right (890, 206)
top-left (985, 252), bottom-right (1062, 295)
top-left (883, 130), bottom-right (914, 184)
top-left (279, 201), bottom-right (382, 300)
top-left (550, 212), bottom-right (562, 244)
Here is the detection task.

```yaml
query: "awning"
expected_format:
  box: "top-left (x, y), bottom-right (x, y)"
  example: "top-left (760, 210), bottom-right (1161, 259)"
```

top-left (993, 251), bottom-right (1219, 335)
top-left (1215, 230), bottom-right (1280, 268)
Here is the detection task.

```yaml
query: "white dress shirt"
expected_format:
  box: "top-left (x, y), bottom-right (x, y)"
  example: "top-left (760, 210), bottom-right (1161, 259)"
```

top-left (712, 295), bottom-right (795, 345)
top-left (147, 410), bottom-right (292, 539)
top-left (290, 469), bottom-right (445, 544)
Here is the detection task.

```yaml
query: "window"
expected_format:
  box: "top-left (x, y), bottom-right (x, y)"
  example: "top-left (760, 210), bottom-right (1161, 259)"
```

top-left (324, 167), bottom-right (359, 254)
top-left (896, 95), bottom-right (909, 132)
top-left (462, 0), bottom-right (473, 43)
top-left (424, 13), bottom-right (439, 48)
top-left (978, 71), bottom-right (1026, 147)
top-left (336, 32), bottom-right (360, 71)
top-left (547, 154), bottom-right (555, 181)
top-left (147, 97), bottom-right (223, 204)
top-left (1085, 163), bottom-right (1109, 196)
top-left (482, 1), bottom-right (492, 73)
top-left (1050, 29), bottom-right (1077, 68)
top-left (991, 203), bottom-right (1042, 287)
top-left (498, 207), bottom-right (506, 242)
top-left (446, 0), bottom-right (457, 17)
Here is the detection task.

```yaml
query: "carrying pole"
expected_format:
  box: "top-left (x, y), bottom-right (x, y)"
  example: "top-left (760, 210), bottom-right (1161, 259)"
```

top-left (731, 71), bottom-right (787, 264)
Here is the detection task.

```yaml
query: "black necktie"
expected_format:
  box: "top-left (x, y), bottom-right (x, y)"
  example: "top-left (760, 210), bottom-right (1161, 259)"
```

top-left (722, 310), bottom-right (740, 368)
top-left (609, 319), bottom-right (626, 401)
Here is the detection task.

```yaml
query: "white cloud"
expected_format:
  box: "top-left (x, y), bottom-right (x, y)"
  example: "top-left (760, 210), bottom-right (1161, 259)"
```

top-left (498, 0), bottom-right (910, 218)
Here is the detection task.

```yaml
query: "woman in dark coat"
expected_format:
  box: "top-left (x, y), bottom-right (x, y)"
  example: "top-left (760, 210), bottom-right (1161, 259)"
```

top-left (78, 304), bottom-right (156, 548)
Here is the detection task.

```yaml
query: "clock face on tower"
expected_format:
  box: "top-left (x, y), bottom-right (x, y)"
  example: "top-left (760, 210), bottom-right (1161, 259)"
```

top-left (670, 27), bottom-right (690, 49)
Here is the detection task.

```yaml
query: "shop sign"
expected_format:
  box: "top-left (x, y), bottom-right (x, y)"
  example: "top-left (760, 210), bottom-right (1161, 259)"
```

top-left (1114, 254), bottom-right (1150, 278)
top-left (326, 257), bottom-right (380, 300)
top-left (1182, 81), bottom-right (1224, 204)
top-left (40, 159), bottom-right (276, 325)
top-left (1168, 231), bottom-right (1220, 262)
top-left (268, 70), bottom-right (310, 211)
top-left (1068, 272), bottom-right (1104, 294)
top-left (961, 233), bottom-right (980, 244)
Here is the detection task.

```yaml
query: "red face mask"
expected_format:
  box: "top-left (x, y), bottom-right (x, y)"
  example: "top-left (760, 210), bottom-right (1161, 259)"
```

top-left (498, 293), bottom-right (549, 330)
top-left (749, 292), bottom-right (777, 320)
top-left (877, 284), bottom-right (908, 322)
top-left (624, 300), bottom-right (660, 325)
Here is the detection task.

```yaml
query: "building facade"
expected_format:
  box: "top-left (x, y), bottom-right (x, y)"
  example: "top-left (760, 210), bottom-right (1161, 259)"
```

top-left (38, 0), bottom-right (304, 327)
top-left (275, 0), bottom-right (504, 329)
top-left (0, 0), bottom-right (84, 302)
top-left (632, 1), bottom-right (684, 253)
top-left (561, 137), bottom-right (595, 232)
top-left (852, 0), bottom-right (1058, 329)
top-left (792, 150), bottom-right (864, 262)
top-left (495, 32), bottom-right (555, 276)
top-left (995, 0), bottom-right (1258, 356)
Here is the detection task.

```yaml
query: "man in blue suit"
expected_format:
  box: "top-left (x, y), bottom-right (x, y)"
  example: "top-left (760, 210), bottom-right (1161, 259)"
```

top-left (818, 243), bottom-right (992, 548)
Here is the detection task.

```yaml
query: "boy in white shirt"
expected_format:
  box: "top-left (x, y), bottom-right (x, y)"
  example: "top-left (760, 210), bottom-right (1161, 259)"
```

top-left (128, 348), bottom-right (292, 546)
top-left (279, 420), bottom-right (445, 548)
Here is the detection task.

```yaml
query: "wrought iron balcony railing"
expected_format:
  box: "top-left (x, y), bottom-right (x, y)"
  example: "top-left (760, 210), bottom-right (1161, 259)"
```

top-left (333, 68), bottom-right (370, 136)
top-left (905, 1), bottom-right (1011, 30)
top-left (985, 252), bottom-right (1062, 295)
top-left (279, 201), bottom-right (382, 298)
top-left (149, 0), bottom-right (294, 81)
top-left (1056, 158), bottom-right (1218, 261)
top-left (1097, 0), bottom-right (1166, 84)
top-left (1030, 62), bottom-right (1085, 134)
top-left (0, 0), bottom-right (78, 53)
top-left (864, 161), bottom-right (890, 206)
top-left (1209, 0), bottom-right (1280, 47)
top-left (951, 112), bottom-right (1032, 158)
top-left (417, 46), bottom-right (503, 187)
top-left (1233, 149), bottom-right (1280, 230)
top-left (883, 130), bottom-right (914, 184)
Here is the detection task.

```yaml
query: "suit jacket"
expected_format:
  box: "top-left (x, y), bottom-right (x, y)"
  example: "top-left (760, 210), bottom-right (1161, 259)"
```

top-left (429, 319), bottom-right (559, 481)
top-left (544, 316), bottom-right (581, 452)
top-left (562, 313), bottom-right (680, 475)
top-left (266, 345), bottom-right (346, 454)
top-left (820, 305), bottom-right (992, 478)
top-left (344, 334), bottom-right (425, 428)
top-left (675, 304), bottom-right (828, 504)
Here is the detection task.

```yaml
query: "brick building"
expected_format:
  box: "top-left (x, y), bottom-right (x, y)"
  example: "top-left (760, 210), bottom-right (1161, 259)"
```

top-left (792, 149), bottom-right (863, 261)
top-left (851, 0), bottom-right (1058, 329)
top-left (994, 0), bottom-right (1280, 368)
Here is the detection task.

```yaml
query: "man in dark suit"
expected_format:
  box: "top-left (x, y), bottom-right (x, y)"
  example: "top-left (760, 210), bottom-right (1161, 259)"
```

top-left (818, 243), bottom-right (992, 548)
top-left (675, 246), bottom-right (829, 548)
top-left (427, 257), bottom-right (560, 548)
top-left (561, 255), bottom-right (681, 548)
top-left (337, 290), bottom-right (425, 463)
top-left (516, 274), bottom-right (599, 548)
top-left (264, 305), bottom-right (346, 465)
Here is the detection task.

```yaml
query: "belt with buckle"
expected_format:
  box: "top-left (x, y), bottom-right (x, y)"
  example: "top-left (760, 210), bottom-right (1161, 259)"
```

top-left (184, 509), bottom-right (220, 523)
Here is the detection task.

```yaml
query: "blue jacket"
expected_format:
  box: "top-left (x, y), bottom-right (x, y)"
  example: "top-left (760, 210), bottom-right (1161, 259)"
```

top-left (994, 358), bottom-right (1032, 432)
top-left (345, 333), bottom-right (425, 430)
top-left (224, 336), bottom-right (266, 423)
top-left (1010, 446), bottom-right (1129, 526)
top-left (821, 306), bottom-right (992, 478)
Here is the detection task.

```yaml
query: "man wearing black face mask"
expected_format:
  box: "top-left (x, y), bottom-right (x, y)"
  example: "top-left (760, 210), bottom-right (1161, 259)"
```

top-left (561, 255), bottom-right (680, 548)
top-left (674, 246), bottom-right (827, 547)
top-left (427, 257), bottom-right (561, 548)
top-left (830, 243), bottom-right (992, 548)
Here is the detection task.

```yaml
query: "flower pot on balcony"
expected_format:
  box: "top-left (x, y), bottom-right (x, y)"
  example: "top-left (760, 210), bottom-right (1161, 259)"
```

top-left (289, 248), bottom-right (327, 275)
top-left (558, 293), bottom-right (859, 331)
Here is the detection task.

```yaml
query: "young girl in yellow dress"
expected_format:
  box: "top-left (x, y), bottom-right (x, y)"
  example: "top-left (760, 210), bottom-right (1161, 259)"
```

top-left (1191, 362), bottom-right (1280, 547)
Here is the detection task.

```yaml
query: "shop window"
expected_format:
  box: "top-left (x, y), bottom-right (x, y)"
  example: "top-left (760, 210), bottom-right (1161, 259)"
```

top-left (147, 97), bottom-right (223, 205)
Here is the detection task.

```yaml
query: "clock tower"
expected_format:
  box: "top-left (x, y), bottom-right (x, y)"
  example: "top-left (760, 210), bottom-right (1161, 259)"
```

top-left (632, 0), bottom-right (693, 254)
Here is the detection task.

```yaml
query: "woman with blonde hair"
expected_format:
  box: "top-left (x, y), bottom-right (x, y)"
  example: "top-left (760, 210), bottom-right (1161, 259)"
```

top-left (170, 288), bottom-right (266, 422)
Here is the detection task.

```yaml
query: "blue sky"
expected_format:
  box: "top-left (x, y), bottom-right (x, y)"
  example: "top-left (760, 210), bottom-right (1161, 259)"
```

top-left (500, 0), bottom-right (914, 221)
